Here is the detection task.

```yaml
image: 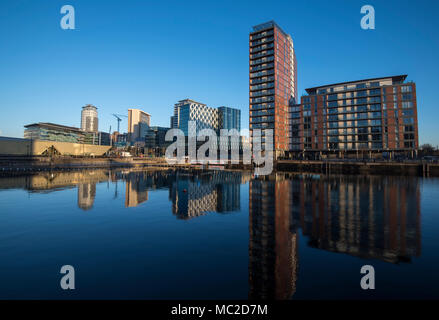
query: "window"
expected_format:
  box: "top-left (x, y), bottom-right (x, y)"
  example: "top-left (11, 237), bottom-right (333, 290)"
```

top-left (402, 93), bottom-right (413, 101)
top-left (357, 98), bottom-right (367, 104)
top-left (369, 104), bottom-right (381, 111)
top-left (401, 85), bottom-right (412, 93)
top-left (403, 117), bottom-right (414, 124)
top-left (402, 109), bottom-right (414, 116)
top-left (402, 101), bottom-right (413, 108)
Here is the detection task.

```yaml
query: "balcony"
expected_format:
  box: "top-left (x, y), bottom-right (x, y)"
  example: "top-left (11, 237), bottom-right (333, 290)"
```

top-left (250, 77), bottom-right (275, 85)
top-left (250, 43), bottom-right (274, 54)
top-left (250, 50), bottom-right (274, 60)
top-left (250, 82), bottom-right (275, 91)
top-left (250, 30), bottom-right (274, 41)
top-left (250, 89), bottom-right (275, 98)
top-left (250, 37), bottom-right (274, 47)
top-left (250, 63), bottom-right (274, 73)
top-left (249, 70), bottom-right (275, 79)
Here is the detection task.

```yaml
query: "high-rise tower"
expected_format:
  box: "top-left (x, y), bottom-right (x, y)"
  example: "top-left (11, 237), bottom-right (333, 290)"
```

top-left (81, 104), bottom-right (98, 132)
top-left (249, 21), bottom-right (297, 159)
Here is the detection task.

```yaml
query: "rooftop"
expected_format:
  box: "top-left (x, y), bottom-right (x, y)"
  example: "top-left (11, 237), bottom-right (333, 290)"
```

top-left (0, 136), bottom-right (28, 142)
top-left (82, 104), bottom-right (97, 110)
top-left (24, 122), bottom-right (83, 132)
top-left (128, 109), bottom-right (151, 116)
top-left (251, 20), bottom-right (291, 41)
top-left (176, 99), bottom-right (207, 106)
top-left (305, 75), bottom-right (408, 94)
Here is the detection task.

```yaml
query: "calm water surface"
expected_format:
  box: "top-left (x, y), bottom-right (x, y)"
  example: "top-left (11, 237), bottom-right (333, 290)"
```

top-left (0, 169), bottom-right (438, 299)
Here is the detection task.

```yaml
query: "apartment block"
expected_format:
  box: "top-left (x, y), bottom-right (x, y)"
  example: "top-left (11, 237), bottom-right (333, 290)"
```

top-left (290, 75), bottom-right (418, 156)
top-left (249, 21), bottom-right (297, 159)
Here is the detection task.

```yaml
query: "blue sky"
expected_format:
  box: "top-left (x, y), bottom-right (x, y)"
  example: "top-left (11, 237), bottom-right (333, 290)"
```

top-left (0, 0), bottom-right (438, 145)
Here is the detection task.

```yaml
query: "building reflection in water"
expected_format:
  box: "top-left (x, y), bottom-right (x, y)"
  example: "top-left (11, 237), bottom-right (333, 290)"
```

top-left (124, 172), bottom-right (149, 208)
top-left (77, 183), bottom-right (96, 211)
top-left (0, 170), bottom-right (109, 211)
top-left (170, 171), bottom-right (242, 219)
top-left (0, 170), bottom-right (246, 217)
top-left (249, 175), bottom-right (298, 300)
top-left (248, 173), bottom-right (421, 299)
top-left (289, 174), bottom-right (421, 263)
top-left (0, 170), bottom-right (422, 299)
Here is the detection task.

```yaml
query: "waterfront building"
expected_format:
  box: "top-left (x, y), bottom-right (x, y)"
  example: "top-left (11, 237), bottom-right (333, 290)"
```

top-left (145, 126), bottom-right (171, 155)
top-left (24, 122), bottom-right (111, 146)
top-left (171, 99), bottom-right (241, 135)
top-left (24, 122), bottom-right (85, 144)
top-left (81, 104), bottom-right (99, 132)
top-left (290, 75), bottom-right (418, 157)
top-left (172, 99), bottom-right (218, 136)
top-left (84, 131), bottom-right (111, 146)
top-left (114, 132), bottom-right (128, 147)
top-left (249, 21), bottom-right (297, 159)
top-left (218, 106), bottom-right (241, 132)
top-left (128, 108), bottom-right (151, 144)
top-left (171, 99), bottom-right (243, 156)
top-left (0, 134), bottom-right (111, 156)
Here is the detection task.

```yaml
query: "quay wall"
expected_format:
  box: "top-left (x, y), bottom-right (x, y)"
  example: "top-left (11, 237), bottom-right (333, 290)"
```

top-left (1, 156), bottom-right (439, 177)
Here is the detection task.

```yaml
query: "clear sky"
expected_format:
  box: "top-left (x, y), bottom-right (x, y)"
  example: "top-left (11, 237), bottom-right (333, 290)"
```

top-left (0, 0), bottom-right (438, 145)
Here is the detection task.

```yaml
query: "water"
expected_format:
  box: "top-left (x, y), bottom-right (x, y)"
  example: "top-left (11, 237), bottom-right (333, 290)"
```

top-left (0, 169), bottom-right (438, 299)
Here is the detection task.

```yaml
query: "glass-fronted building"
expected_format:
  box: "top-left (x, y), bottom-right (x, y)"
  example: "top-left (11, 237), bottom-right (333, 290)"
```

top-left (172, 99), bottom-right (219, 136)
top-left (172, 99), bottom-right (241, 135)
top-left (145, 126), bottom-right (171, 151)
top-left (24, 123), bottom-right (85, 143)
top-left (84, 132), bottom-right (111, 146)
top-left (170, 99), bottom-right (242, 157)
top-left (218, 106), bottom-right (241, 132)
top-left (24, 123), bottom-right (111, 146)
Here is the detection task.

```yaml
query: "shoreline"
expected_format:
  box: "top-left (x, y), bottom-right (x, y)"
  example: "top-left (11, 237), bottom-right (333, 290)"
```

top-left (1, 156), bottom-right (439, 177)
